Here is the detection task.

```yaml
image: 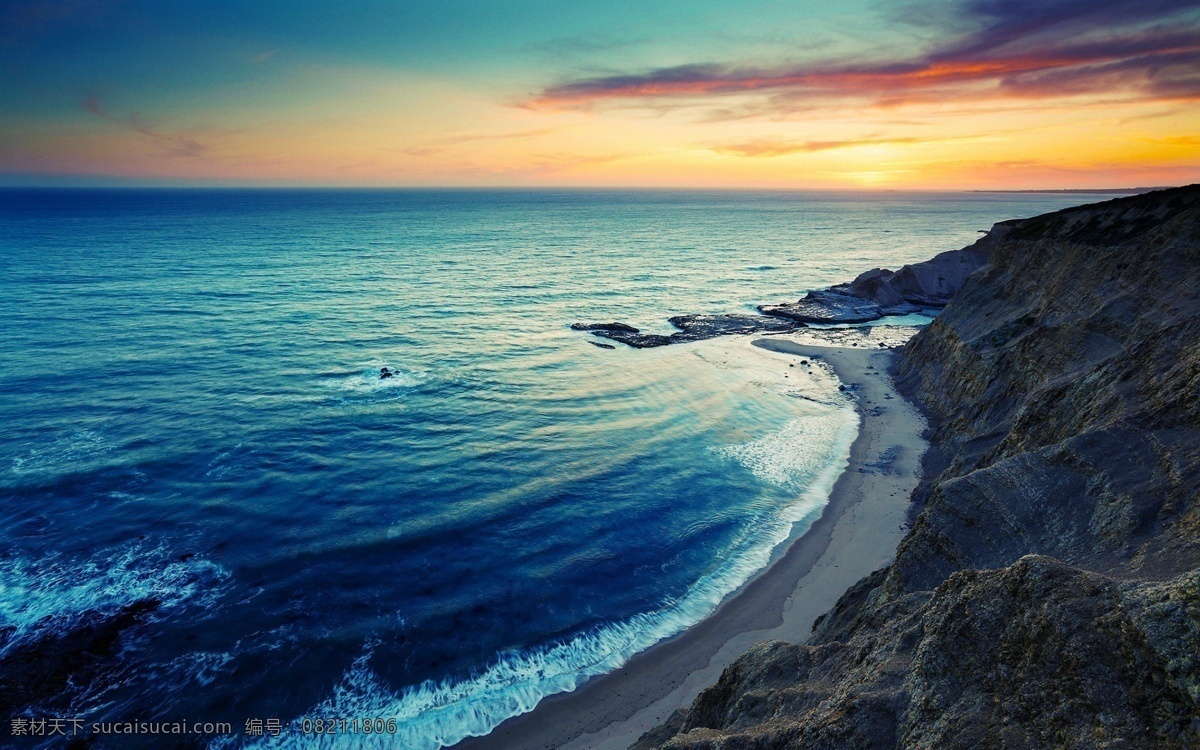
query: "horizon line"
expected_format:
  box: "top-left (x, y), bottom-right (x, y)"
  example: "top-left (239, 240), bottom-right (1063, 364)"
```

top-left (0, 184), bottom-right (1180, 194)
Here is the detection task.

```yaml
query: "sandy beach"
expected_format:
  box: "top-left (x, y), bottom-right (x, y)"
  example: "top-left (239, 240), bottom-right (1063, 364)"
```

top-left (458, 332), bottom-right (927, 750)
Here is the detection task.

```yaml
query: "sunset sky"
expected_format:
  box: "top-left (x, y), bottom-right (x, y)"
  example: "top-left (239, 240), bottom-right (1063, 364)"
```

top-left (2, 0), bottom-right (1198, 189)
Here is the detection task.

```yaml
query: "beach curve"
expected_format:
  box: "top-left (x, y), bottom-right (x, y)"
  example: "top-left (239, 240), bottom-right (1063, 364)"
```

top-left (457, 333), bottom-right (928, 750)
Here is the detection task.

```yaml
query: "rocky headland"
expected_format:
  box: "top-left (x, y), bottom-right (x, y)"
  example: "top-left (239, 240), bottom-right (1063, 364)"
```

top-left (574, 221), bottom-right (1005, 348)
top-left (634, 185), bottom-right (1200, 749)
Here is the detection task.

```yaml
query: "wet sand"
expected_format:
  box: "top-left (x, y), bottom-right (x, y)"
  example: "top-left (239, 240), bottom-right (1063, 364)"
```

top-left (459, 334), bottom-right (926, 750)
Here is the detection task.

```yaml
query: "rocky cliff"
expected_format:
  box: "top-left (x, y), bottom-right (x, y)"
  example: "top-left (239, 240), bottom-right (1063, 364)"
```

top-left (635, 185), bottom-right (1200, 749)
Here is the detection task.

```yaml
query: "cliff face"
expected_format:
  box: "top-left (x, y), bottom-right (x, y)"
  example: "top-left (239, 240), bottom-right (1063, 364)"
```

top-left (635, 186), bottom-right (1200, 750)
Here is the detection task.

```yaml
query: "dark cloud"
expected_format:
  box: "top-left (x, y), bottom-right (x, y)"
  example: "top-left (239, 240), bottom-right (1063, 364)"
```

top-left (529, 0), bottom-right (1200, 109)
top-left (942, 0), bottom-right (1198, 55)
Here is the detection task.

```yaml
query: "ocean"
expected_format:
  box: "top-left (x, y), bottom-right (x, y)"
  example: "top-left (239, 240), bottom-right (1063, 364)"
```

top-left (0, 188), bottom-right (1091, 748)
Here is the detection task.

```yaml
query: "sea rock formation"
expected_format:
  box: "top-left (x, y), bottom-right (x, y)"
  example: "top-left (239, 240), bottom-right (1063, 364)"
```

top-left (575, 314), bottom-right (796, 348)
top-left (667, 314), bottom-right (795, 342)
top-left (757, 289), bottom-right (889, 324)
top-left (576, 221), bottom-right (1002, 346)
top-left (571, 322), bottom-right (642, 334)
top-left (635, 185), bottom-right (1200, 749)
top-left (758, 228), bottom-right (1005, 323)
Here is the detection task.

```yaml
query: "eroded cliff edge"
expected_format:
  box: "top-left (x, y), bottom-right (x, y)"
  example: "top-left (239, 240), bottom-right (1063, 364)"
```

top-left (635, 185), bottom-right (1200, 749)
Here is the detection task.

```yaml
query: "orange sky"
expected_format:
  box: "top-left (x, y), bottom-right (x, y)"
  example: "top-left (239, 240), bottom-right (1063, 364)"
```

top-left (2, 0), bottom-right (1197, 188)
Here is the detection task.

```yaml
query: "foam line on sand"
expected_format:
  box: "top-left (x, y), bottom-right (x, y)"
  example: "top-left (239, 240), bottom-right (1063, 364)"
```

top-left (458, 335), bottom-right (927, 750)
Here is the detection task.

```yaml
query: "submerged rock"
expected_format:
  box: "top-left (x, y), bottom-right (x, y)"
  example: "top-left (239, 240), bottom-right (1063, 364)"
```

top-left (0, 598), bottom-right (162, 714)
top-left (570, 322), bottom-right (640, 333)
top-left (589, 331), bottom-right (674, 348)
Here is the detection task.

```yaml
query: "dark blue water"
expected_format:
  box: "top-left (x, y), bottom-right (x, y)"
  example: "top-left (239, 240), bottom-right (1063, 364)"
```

top-left (0, 189), bottom-right (1095, 748)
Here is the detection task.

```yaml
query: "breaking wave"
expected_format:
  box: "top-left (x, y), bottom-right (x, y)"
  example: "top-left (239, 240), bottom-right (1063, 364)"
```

top-left (715, 409), bottom-right (857, 489)
top-left (0, 543), bottom-right (228, 657)
top-left (241, 399), bottom-right (858, 749)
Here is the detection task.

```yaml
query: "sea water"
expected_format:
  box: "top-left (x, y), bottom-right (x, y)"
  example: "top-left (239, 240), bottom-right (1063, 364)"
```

top-left (0, 188), bottom-right (1095, 748)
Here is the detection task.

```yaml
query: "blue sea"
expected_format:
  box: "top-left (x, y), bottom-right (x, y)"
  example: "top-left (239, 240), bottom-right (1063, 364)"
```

top-left (0, 188), bottom-right (1093, 748)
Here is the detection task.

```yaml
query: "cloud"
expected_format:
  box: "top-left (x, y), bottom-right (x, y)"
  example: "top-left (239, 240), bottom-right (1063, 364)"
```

top-left (398, 127), bottom-right (561, 157)
top-left (710, 136), bottom-right (946, 157)
top-left (82, 95), bottom-right (210, 158)
top-left (1151, 134), bottom-right (1200, 146)
top-left (527, 0), bottom-right (1200, 111)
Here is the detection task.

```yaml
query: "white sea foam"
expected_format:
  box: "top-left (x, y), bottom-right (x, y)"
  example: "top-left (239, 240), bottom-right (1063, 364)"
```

top-left (9, 429), bottom-right (112, 476)
top-left (161, 649), bottom-right (237, 688)
top-left (715, 410), bottom-right (856, 489)
top-left (0, 544), bottom-right (228, 657)
top-left (238, 399), bottom-right (859, 750)
top-left (322, 364), bottom-right (425, 404)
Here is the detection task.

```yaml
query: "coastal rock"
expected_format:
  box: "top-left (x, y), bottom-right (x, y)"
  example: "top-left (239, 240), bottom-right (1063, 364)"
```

top-left (758, 289), bottom-right (885, 324)
top-left (571, 322), bottom-right (641, 333)
top-left (666, 314), bottom-right (795, 341)
top-left (590, 331), bottom-right (675, 348)
top-left (846, 227), bottom-right (1004, 307)
top-left (636, 185), bottom-right (1200, 749)
top-left (755, 224), bottom-right (1006, 326)
top-left (0, 598), bottom-right (162, 714)
top-left (571, 321), bottom-right (673, 348)
top-left (638, 558), bottom-right (1200, 750)
top-left (891, 185), bottom-right (1200, 590)
top-left (576, 217), bottom-right (1003, 348)
top-left (577, 314), bottom-right (796, 348)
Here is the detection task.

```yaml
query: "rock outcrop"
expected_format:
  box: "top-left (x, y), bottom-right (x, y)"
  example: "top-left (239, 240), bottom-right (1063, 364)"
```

top-left (575, 221), bottom-right (1002, 346)
top-left (635, 185), bottom-right (1200, 749)
top-left (758, 228), bottom-right (1005, 324)
top-left (575, 314), bottom-right (796, 348)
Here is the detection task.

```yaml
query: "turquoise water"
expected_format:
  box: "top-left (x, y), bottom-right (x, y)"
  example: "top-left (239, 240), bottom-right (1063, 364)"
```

top-left (0, 189), bottom-right (1094, 748)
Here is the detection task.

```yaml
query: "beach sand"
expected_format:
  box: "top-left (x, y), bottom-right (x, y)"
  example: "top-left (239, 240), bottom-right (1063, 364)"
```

top-left (459, 333), bottom-right (927, 750)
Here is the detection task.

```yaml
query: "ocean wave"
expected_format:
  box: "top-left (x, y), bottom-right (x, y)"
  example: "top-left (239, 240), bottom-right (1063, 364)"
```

top-left (9, 428), bottom-right (112, 476)
top-left (0, 543), bottom-right (228, 658)
top-left (714, 408), bottom-right (856, 489)
top-left (237, 403), bottom-right (858, 750)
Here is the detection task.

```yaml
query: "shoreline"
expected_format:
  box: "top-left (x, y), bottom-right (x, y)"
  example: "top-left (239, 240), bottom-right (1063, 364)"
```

top-left (458, 334), bottom-right (927, 750)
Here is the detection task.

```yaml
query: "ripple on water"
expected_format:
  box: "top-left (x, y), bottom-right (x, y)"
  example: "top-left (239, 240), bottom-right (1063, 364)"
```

top-left (235, 363), bottom-right (858, 750)
top-left (320, 364), bottom-right (428, 405)
top-left (9, 429), bottom-right (112, 476)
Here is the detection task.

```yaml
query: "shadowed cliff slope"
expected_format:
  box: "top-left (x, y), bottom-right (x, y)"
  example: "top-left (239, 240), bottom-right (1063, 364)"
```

top-left (635, 185), bottom-right (1200, 750)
